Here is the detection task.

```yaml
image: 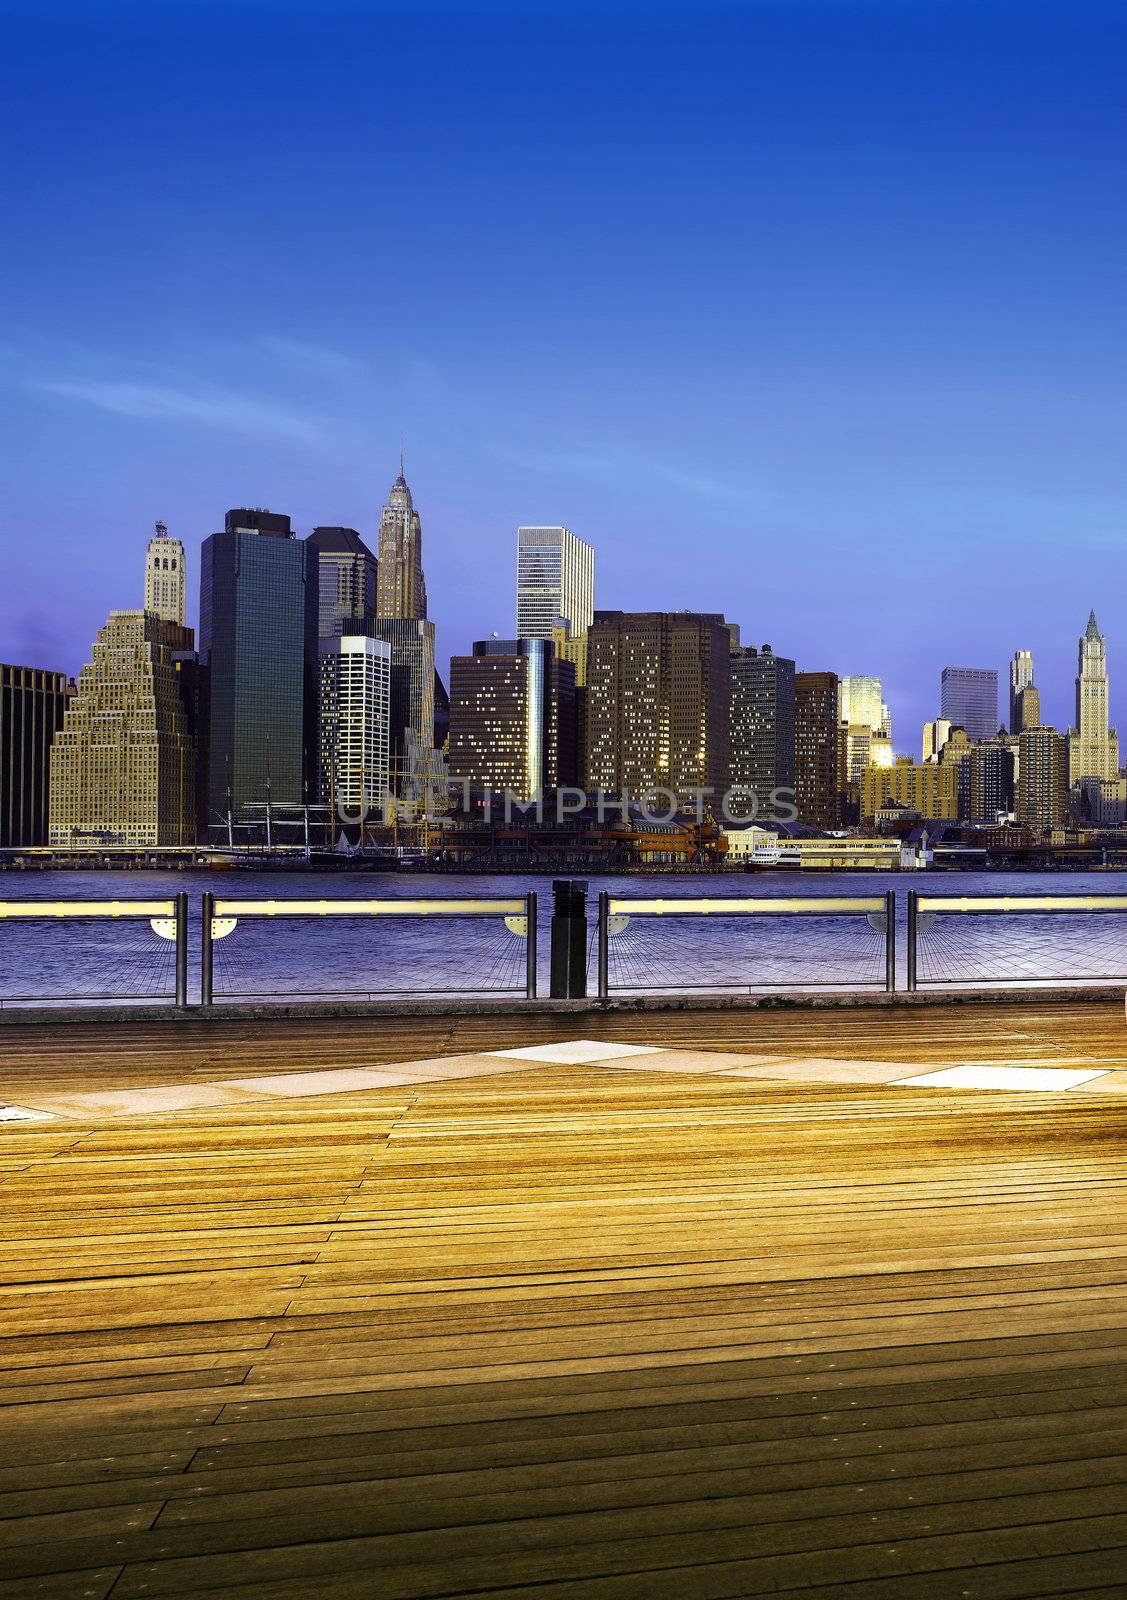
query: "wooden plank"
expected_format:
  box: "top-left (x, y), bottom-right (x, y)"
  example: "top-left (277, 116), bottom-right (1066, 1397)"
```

top-left (1, 1007), bottom-right (1126, 1595)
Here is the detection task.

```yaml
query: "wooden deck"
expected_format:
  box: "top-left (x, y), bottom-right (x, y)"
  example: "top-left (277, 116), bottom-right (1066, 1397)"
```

top-left (1, 1003), bottom-right (1126, 1597)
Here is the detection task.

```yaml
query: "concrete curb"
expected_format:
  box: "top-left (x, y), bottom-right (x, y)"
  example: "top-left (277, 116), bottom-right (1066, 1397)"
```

top-left (0, 985), bottom-right (1123, 1027)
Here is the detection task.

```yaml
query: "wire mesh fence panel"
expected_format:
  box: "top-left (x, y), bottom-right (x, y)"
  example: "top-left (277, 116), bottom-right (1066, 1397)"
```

top-left (915, 908), bottom-right (1127, 988)
top-left (597, 910), bottom-right (889, 994)
top-left (210, 911), bottom-right (530, 1001)
top-left (0, 916), bottom-right (179, 1007)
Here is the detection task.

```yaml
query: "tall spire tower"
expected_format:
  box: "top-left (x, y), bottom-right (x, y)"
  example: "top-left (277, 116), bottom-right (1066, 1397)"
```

top-left (376, 461), bottom-right (427, 621)
top-left (1068, 609), bottom-right (1119, 784)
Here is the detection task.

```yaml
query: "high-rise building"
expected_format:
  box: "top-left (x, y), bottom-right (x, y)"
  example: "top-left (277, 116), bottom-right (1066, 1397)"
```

top-left (449, 638), bottom-right (577, 800)
top-left (940, 667), bottom-right (998, 741)
top-left (1012, 683), bottom-right (1041, 733)
top-left (860, 758), bottom-right (957, 822)
top-left (198, 509), bottom-right (317, 830)
top-left (307, 527), bottom-right (377, 640)
top-left (838, 675), bottom-right (884, 733)
top-left (376, 463), bottom-right (427, 620)
top-left (1068, 610), bottom-right (1119, 784)
top-left (730, 646), bottom-right (796, 819)
top-left (838, 675), bottom-right (892, 786)
top-left (318, 634), bottom-right (391, 829)
top-left (794, 671), bottom-right (840, 829)
top-left (48, 612), bottom-right (194, 846)
top-left (368, 617), bottom-right (436, 777)
top-left (1009, 650), bottom-right (1034, 732)
top-left (586, 611), bottom-right (730, 802)
top-left (1017, 725), bottom-right (1067, 830)
top-left (1, 663), bottom-right (70, 847)
top-left (939, 725), bottom-right (974, 821)
top-left (969, 738), bottom-right (1016, 822)
top-left (922, 718), bottom-right (952, 763)
top-left (144, 522), bottom-right (186, 627)
top-left (516, 526), bottom-right (595, 641)
top-left (433, 670), bottom-right (450, 750)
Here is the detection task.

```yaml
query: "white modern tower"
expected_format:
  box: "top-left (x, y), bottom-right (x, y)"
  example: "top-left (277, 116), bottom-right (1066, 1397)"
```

top-left (319, 634), bottom-right (392, 827)
top-left (516, 526), bottom-right (594, 641)
top-left (144, 522), bottom-right (186, 626)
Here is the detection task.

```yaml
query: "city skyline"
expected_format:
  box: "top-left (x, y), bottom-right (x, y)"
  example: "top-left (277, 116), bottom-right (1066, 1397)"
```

top-left (4, 2), bottom-right (1127, 741)
top-left (7, 480), bottom-right (1121, 763)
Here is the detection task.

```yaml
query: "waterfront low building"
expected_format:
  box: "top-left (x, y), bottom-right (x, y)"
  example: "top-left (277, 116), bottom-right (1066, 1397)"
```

top-left (48, 611), bottom-right (194, 847)
top-left (724, 826), bottom-right (903, 869)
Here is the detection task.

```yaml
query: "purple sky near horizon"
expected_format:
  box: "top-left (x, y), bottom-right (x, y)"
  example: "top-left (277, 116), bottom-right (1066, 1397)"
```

top-left (3, 0), bottom-right (1127, 750)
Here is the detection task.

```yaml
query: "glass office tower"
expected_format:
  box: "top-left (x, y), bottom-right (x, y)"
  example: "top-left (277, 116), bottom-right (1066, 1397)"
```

top-left (198, 509), bottom-right (317, 832)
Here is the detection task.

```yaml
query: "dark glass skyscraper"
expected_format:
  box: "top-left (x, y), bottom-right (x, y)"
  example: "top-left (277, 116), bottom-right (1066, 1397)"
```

top-left (1, 663), bottom-right (70, 847)
top-left (940, 667), bottom-right (998, 742)
top-left (306, 526), bottom-right (377, 640)
top-left (198, 509), bottom-right (317, 830)
top-left (729, 646), bottom-right (796, 819)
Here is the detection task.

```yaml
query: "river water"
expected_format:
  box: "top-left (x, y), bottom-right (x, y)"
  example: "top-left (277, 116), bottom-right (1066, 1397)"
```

top-left (4, 866), bottom-right (1127, 1006)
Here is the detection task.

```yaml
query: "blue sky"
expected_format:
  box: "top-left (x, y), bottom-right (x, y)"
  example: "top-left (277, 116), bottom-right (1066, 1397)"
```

top-left (3, 0), bottom-right (1126, 745)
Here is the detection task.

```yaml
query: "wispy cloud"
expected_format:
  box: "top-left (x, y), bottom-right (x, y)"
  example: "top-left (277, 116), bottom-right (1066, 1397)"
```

top-left (259, 336), bottom-right (364, 375)
top-left (32, 378), bottom-right (324, 442)
top-left (490, 440), bottom-right (785, 515)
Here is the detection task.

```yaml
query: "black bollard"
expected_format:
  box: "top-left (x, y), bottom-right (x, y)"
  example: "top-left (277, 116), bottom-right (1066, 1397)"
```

top-left (549, 879), bottom-right (588, 998)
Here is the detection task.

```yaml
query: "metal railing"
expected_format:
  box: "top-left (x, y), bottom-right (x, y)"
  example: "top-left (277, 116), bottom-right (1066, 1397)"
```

top-left (907, 889), bottom-right (1127, 990)
top-left (596, 890), bottom-right (896, 998)
top-left (201, 891), bottom-right (537, 1005)
top-left (0, 894), bottom-right (188, 1008)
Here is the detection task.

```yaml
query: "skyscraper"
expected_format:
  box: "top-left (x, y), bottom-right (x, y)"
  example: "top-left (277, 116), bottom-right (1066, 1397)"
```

top-left (969, 738), bottom-right (1016, 822)
top-left (1013, 684), bottom-right (1041, 733)
top-left (729, 646), bottom-right (796, 818)
top-left (318, 634), bottom-right (391, 828)
top-left (516, 526), bottom-right (595, 641)
top-left (922, 719), bottom-right (952, 763)
top-left (585, 611), bottom-right (730, 802)
top-left (448, 638), bottom-right (577, 800)
top-left (838, 675), bottom-right (891, 786)
top-left (940, 667), bottom-right (998, 742)
top-left (1068, 610), bottom-right (1119, 784)
top-left (368, 618), bottom-right (436, 770)
top-left (838, 675), bottom-right (887, 735)
top-left (49, 612), bottom-right (194, 846)
top-left (144, 522), bottom-right (186, 627)
top-left (1, 663), bottom-right (70, 847)
top-left (1009, 650), bottom-right (1034, 732)
top-left (198, 509), bottom-right (317, 830)
top-left (307, 527), bottom-right (377, 640)
top-left (794, 671), bottom-right (840, 828)
top-left (376, 463), bottom-right (427, 620)
top-left (1017, 726), bottom-right (1068, 829)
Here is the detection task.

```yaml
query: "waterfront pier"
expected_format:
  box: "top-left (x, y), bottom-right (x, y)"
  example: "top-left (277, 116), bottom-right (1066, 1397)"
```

top-left (1, 999), bottom-right (1126, 1596)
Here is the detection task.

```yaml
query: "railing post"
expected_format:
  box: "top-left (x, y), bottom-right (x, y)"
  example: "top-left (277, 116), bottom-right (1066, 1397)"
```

top-left (525, 891), bottom-right (537, 999)
top-left (550, 879), bottom-right (588, 998)
top-left (884, 888), bottom-right (896, 993)
top-left (907, 889), bottom-right (918, 992)
top-left (201, 891), bottom-right (214, 1007)
top-left (598, 890), bottom-right (610, 1000)
top-left (174, 891), bottom-right (189, 1008)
